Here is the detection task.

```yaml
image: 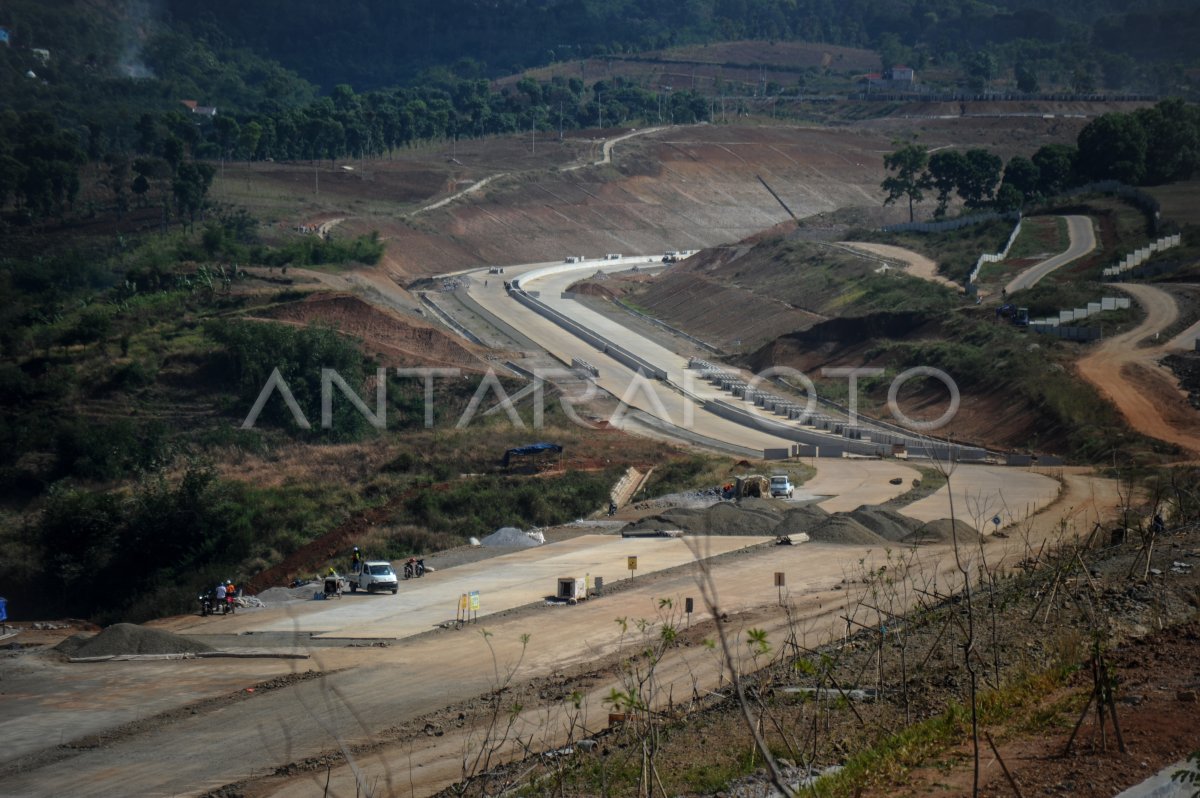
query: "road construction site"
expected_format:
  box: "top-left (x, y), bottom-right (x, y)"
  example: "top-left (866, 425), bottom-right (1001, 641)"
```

top-left (5, 118), bottom-right (1187, 797)
top-left (1, 251), bottom-right (1088, 798)
top-left (0, 467), bottom-right (1120, 798)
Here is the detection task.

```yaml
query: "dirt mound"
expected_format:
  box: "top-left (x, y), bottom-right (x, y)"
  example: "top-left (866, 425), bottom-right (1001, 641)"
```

top-left (568, 280), bottom-right (618, 300)
top-left (848, 506), bottom-right (923, 542)
top-left (257, 293), bottom-right (490, 371)
top-left (622, 499), bottom-right (785, 536)
top-left (806, 516), bottom-right (887, 545)
top-left (704, 501), bottom-right (783, 535)
top-left (774, 504), bottom-right (832, 536)
top-left (903, 519), bottom-right (982, 546)
top-left (56, 624), bottom-right (215, 658)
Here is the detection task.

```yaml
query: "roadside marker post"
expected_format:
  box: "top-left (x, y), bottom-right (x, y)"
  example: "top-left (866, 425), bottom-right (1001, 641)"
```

top-left (456, 592), bottom-right (479, 628)
top-left (685, 596), bottom-right (694, 627)
top-left (627, 556), bottom-right (638, 580)
top-left (775, 572), bottom-right (786, 605)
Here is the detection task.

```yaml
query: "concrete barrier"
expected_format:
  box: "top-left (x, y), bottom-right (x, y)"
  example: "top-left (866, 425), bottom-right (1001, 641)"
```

top-left (509, 289), bottom-right (668, 380)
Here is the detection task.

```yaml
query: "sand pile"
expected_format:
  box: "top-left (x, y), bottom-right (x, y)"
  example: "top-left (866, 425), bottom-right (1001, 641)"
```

top-left (56, 623), bottom-right (215, 658)
top-left (807, 516), bottom-right (887, 545)
top-left (903, 519), bottom-right (982, 545)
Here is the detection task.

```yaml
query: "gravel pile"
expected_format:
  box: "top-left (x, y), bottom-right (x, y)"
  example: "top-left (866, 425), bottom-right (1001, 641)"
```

top-left (56, 623), bottom-right (215, 658)
top-left (849, 506), bottom-right (923, 542)
top-left (903, 519), bottom-right (982, 545)
top-left (806, 516), bottom-right (887, 545)
top-left (704, 501), bottom-right (784, 535)
top-left (256, 584), bottom-right (319, 604)
top-left (774, 504), bottom-right (831, 536)
top-left (618, 500), bottom-right (948, 546)
top-left (481, 526), bottom-right (545, 547)
top-left (632, 488), bottom-right (725, 511)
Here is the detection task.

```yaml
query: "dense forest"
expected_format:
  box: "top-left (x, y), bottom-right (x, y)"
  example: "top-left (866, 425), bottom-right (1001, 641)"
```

top-left (159, 0), bottom-right (1200, 91)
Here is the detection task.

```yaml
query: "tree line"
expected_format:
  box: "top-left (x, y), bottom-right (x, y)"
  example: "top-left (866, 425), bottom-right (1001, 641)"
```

top-left (882, 99), bottom-right (1200, 221)
top-left (162, 0), bottom-right (1200, 95)
top-left (0, 73), bottom-right (714, 223)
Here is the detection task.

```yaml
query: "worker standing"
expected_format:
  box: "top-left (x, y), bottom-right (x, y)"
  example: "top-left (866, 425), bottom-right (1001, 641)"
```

top-left (351, 546), bottom-right (362, 574)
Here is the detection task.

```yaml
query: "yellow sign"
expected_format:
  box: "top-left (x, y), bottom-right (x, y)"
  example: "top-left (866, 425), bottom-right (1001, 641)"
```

top-left (627, 556), bottom-right (638, 571)
top-left (469, 591), bottom-right (480, 611)
top-left (458, 593), bottom-right (468, 611)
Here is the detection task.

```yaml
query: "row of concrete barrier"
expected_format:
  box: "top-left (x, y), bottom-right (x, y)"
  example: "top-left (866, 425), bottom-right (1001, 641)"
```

top-left (1103, 234), bottom-right (1182, 278)
top-left (1028, 296), bottom-right (1131, 327)
top-left (507, 282), bottom-right (668, 380)
top-left (687, 359), bottom-right (992, 461)
top-left (969, 218), bottom-right (1023, 285)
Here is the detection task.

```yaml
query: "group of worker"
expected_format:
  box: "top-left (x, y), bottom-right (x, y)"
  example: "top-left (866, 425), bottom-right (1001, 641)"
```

top-left (205, 579), bottom-right (238, 614)
top-left (327, 547), bottom-right (364, 579)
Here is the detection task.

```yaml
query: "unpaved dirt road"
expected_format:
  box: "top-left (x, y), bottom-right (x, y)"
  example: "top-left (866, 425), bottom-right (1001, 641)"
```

top-left (1076, 282), bottom-right (1200, 455)
top-left (838, 241), bottom-right (962, 291)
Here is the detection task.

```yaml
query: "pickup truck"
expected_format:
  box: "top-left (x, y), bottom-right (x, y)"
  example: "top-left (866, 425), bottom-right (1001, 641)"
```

top-left (769, 475), bottom-right (794, 499)
top-left (349, 561), bottom-right (399, 594)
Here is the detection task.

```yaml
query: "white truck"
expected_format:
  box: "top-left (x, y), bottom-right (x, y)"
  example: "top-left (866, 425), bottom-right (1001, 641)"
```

top-left (769, 475), bottom-right (794, 499)
top-left (349, 561), bottom-right (399, 594)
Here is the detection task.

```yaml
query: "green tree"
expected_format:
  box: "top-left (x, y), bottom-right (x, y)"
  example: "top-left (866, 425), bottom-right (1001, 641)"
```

top-left (237, 120), bottom-right (263, 160)
top-left (1015, 64), bottom-right (1039, 93)
top-left (1002, 155), bottom-right (1040, 201)
top-left (966, 51), bottom-right (998, 92)
top-left (172, 161), bottom-right (216, 229)
top-left (882, 143), bottom-right (930, 222)
top-left (1135, 99), bottom-right (1200, 185)
top-left (927, 150), bottom-right (969, 218)
top-left (1077, 112), bottom-right (1147, 184)
top-left (877, 32), bottom-right (907, 71)
top-left (212, 115), bottom-right (241, 162)
top-left (959, 149), bottom-right (1004, 208)
top-left (1032, 144), bottom-right (1077, 196)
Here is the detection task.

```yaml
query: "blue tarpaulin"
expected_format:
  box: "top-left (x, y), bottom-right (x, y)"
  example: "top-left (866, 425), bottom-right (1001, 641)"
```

top-left (503, 443), bottom-right (563, 467)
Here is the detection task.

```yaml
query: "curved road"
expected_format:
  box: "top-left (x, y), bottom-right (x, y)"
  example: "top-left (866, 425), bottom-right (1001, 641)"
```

top-left (1077, 282), bottom-right (1200, 455)
top-left (1005, 215), bottom-right (1096, 295)
top-left (465, 257), bottom-right (1058, 524)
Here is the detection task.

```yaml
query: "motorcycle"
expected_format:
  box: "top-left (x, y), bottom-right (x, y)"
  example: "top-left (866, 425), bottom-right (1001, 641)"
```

top-left (199, 592), bottom-right (234, 616)
top-left (403, 558), bottom-right (426, 579)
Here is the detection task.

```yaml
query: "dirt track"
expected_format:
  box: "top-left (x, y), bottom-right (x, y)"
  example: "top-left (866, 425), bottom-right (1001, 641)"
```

top-left (838, 241), bottom-right (961, 291)
top-left (1076, 283), bottom-right (1200, 455)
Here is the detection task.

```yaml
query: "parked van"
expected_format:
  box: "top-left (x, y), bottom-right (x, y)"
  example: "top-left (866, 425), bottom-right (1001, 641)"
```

top-left (769, 475), bottom-right (793, 499)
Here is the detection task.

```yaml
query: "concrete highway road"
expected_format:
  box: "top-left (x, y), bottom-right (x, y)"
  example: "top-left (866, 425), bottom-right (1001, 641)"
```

top-left (1004, 215), bottom-right (1096, 296)
top-left (466, 257), bottom-right (1059, 526)
top-left (170, 535), bottom-right (768, 640)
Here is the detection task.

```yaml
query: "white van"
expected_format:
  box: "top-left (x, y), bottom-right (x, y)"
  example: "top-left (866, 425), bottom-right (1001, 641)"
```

top-left (769, 475), bottom-right (793, 499)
